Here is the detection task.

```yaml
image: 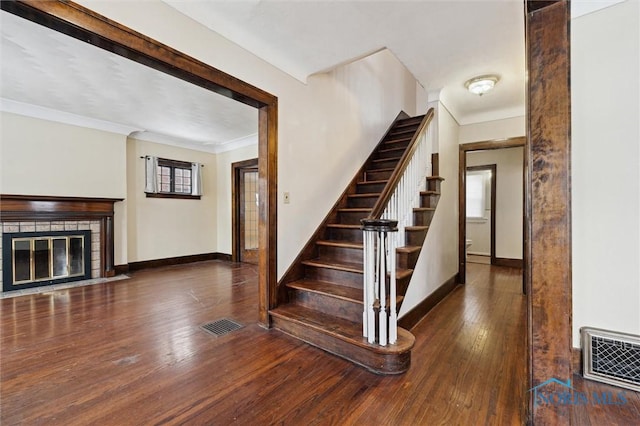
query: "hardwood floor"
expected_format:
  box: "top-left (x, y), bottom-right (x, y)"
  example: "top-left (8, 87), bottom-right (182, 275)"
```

top-left (1, 261), bottom-right (637, 424)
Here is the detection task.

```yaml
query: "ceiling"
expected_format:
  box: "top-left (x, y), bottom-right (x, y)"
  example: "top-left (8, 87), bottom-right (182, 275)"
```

top-left (164, 0), bottom-right (527, 125)
top-left (0, 10), bottom-right (258, 154)
top-left (1, 1), bottom-right (529, 155)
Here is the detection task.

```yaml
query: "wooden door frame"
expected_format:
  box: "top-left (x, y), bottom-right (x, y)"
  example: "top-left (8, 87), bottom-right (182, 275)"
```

top-left (1, 1), bottom-right (278, 326)
top-left (458, 137), bottom-right (525, 284)
top-left (464, 164), bottom-right (497, 264)
top-left (232, 158), bottom-right (259, 263)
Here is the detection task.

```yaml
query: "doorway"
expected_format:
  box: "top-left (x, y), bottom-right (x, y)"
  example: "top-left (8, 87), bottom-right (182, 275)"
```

top-left (458, 137), bottom-right (525, 286)
top-left (232, 159), bottom-right (259, 264)
top-left (2, 1), bottom-right (278, 325)
top-left (465, 164), bottom-right (497, 265)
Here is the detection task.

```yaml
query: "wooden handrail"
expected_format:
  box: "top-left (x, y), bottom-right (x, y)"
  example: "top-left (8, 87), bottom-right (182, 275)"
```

top-left (368, 108), bottom-right (435, 219)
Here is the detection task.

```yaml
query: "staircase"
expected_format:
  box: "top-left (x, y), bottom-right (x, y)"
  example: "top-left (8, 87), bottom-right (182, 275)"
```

top-left (271, 111), bottom-right (444, 374)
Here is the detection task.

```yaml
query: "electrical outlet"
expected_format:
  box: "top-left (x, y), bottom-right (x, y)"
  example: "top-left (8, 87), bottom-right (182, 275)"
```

top-left (283, 192), bottom-right (290, 204)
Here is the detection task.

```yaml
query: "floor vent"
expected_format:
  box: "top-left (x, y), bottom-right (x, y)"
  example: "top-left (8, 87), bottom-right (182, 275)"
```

top-left (581, 327), bottom-right (640, 392)
top-left (200, 318), bottom-right (244, 337)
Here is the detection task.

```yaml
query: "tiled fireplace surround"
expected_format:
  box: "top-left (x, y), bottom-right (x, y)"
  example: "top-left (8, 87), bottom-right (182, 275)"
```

top-left (0, 195), bottom-right (121, 292)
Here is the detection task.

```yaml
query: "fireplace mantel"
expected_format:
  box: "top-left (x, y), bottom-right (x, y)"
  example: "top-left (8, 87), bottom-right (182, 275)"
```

top-left (0, 194), bottom-right (123, 278)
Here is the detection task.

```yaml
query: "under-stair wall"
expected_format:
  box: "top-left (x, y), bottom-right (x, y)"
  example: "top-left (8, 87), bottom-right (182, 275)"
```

top-left (398, 101), bottom-right (459, 320)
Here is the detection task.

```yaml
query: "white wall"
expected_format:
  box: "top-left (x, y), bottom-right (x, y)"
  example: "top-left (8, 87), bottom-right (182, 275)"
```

top-left (215, 142), bottom-right (258, 255)
top-left (572, 0), bottom-right (640, 346)
top-left (126, 137), bottom-right (218, 262)
top-left (0, 111), bottom-right (128, 265)
top-left (0, 111), bottom-right (126, 198)
top-left (459, 116), bottom-right (525, 144)
top-left (75, 0), bottom-right (419, 278)
top-left (466, 147), bottom-right (524, 259)
top-left (400, 101), bottom-right (459, 316)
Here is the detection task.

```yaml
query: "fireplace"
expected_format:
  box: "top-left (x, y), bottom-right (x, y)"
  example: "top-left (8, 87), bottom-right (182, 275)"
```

top-left (3, 230), bottom-right (92, 292)
top-left (0, 194), bottom-right (122, 293)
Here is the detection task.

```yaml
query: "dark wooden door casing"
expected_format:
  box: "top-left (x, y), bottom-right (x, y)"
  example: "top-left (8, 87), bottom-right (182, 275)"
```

top-left (232, 159), bottom-right (259, 265)
top-left (0, 0), bottom-right (278, 325)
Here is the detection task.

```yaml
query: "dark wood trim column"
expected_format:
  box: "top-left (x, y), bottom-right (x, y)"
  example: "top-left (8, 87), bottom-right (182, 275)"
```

top-left (104, 215), bottom-right (115, 277)
top-left (526, 1), bottom-right (572, 424)
top-left (259, 103), bottom-right (278, 326)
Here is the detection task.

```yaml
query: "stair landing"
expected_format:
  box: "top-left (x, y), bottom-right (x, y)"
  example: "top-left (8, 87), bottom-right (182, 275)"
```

top-left (270, 304), bottom-right (415, 374)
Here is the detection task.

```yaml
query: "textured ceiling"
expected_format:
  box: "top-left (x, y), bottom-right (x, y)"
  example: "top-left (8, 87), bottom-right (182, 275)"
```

top-left (164, 0), bottom-right (527, 125)
top-left (0, 11), bottom-right (258, 153)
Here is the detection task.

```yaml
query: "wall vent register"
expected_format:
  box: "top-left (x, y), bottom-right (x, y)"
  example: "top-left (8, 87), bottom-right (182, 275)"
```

top-left (582, 326), bottom-right (640, 392)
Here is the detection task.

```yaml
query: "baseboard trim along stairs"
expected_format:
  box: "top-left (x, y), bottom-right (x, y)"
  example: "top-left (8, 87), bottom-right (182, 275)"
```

top-left (271, 111), bottom-right (443, 374)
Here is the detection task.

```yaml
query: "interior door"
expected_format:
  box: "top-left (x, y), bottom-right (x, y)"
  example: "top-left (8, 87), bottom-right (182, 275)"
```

top-left (239, 167), bottom-right (259, 264)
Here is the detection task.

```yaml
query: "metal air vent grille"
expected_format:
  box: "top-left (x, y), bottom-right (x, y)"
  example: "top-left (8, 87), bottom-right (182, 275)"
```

top-left (582, 327), bottom-right (640, 392)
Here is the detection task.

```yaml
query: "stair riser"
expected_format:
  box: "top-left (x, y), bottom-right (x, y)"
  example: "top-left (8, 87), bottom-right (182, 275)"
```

top-left (427, 179), bottom-right (442, 192)
top-left (270, 316), bottom-right (411, 374)
top-left (318, 245), bottom-right (363, 264)
top-left (406, 228), bottom-right (428, 246)
top-left (388, 127), bottom-right (419, 138)
top-left (326, 227), bottom-right (363, 243)
top-left (347, 196), bottom-right (378, 208)
top-left (289, 289), bottom-right (362, 323)
top-left (397, 251), bottom-right (420, 271)
top-left (305, 266), bottom-right (363, 288)
top-left (365, 169), bottom-right (394, 181)
top-left (339, 211), bottom-right (370, 225)
top-left (413, 210), bottom-right (435, 226)
top-left (377, 148), bottom-right (405, 160)
top-left (370, 158), bottom-right (401, 170)
top-left (356, 182), bottom-right (386, 194)
top-left (396, 275), bottom-right (412, 302)
top-left (383, 139), bottom-right (411, 150)
top-left (420, 194), bottom-right (440, 208)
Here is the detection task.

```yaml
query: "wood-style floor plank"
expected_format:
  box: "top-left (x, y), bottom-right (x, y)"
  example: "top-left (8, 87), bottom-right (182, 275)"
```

top-left (1, 261), bottom-right (637, 424)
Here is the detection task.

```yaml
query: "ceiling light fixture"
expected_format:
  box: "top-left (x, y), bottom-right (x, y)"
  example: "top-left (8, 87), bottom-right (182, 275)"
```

top-left (465, 75), bottom-right (500, 96)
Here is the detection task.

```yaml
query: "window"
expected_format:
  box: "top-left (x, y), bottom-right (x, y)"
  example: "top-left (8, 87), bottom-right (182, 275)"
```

top-left (157, 160), bottom-right (192, 194)
top-left (145, 156), bottom-right (202, 199)
top-left (466, 168), bottom-right (491, 220)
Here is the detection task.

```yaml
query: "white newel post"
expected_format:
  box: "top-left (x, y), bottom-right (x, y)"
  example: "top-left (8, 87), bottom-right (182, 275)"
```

top-left (361, 219), bottom-right (398, 346)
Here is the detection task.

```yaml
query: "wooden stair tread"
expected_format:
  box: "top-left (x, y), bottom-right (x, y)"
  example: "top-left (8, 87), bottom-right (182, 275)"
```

top-left (372, 157), bottom-right (401, 163)
top-left (270, 304), bottom-right (415, 354)
top-left (302, 258), bottom-right (363, 273)
top-left (405, 226), bottom-right (429, 231)
top-left (316, 240), bottom-right (363, 249)
top-left (414, 207), bottom-right (435, 211)
top-left (357, 179), bottom-right (387, 185)
top-left (420, 190), bottom-right (441, 196)
top-left (337, 208), bottom-right (371, 213)
top-left (287, 279), bottom-right (363, 303)
top-left (326, 224), bottom-right (360, 229)
top-left (396, 268), bottom-right (413, 280)
top-left (368, 167), bottom-right (394, 172)
top-left (427, 176), bottom-right (445, 181)
top-left (396, 245), bottom-right (422, 254)
top-left (303, 258), bottom-right (412, 280)
top-left (348, 193), bottom-right (380, 198)
top-left (395, 115), bottom-right (424, 125)
top-left (379, 146), bottom-right (406, 154)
